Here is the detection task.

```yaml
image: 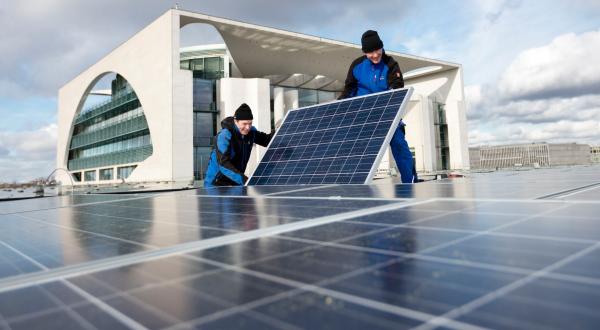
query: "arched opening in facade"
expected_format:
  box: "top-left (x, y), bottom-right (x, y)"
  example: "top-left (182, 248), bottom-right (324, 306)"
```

top-left (67, 73), bottom-right (153, 183)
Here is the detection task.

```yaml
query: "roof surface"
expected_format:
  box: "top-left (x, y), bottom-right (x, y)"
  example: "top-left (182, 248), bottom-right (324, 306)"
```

top-left (0, 165), bottom-right (599, 328)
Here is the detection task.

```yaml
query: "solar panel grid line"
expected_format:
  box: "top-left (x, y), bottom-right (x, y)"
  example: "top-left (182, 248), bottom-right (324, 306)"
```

top-left (245, 99), bottom-right (295, 184)
top-left (412, 242), bottom-right (600, 330)
top-left (275, 203), bottom-right (577, 267)
top-left (277, 234), bottom-right (538, 279)
top-left (0, 193), bottom-right (161, 216)
top-left (69, 209), bottom-right (241, 239)
top-left (75, 199), bottom-right (306, 222)
top-left (189, 193), bottom-right (412, 202)
top-left (2, 226), bottom-right (596, 330)
top-left (101, 196), bottom-right (576, 328)
top-left (161, 283), bottom-right (304, 330)
top-left (247, 88), bottom-right (413, 186)
top-left (0, 200), bottom-right (418, 295)
top-left (0, 239), bottom-right (148, 330)
top-left (383, 223), bottom-right (600, 246)
top-left (401, 202), bottom-right (575, 258)
top-left (13, 213), bottom-right (156, 250)
top-left (554, 183), bottom-right (600, 199)
top-left (28, 287), bottom-right (99, 330)
top-left (432, 196), bottom-right (600, 205)
top-left (263, 185), bottom-right (334, 196)
top-left (87, 269), bottom-right (303, 330)
top-left (535, 182), bottom-right (600, 200)
top-left (182, 254), bottom-right (485, 330)
top-left (276, 227), bottom-right (600, 288)
top-left (4, 196), bottom-right (600, 328)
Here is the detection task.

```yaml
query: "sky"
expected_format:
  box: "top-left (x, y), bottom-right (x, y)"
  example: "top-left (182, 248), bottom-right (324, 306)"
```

top-left (0, 0), bottom-right (599, 182)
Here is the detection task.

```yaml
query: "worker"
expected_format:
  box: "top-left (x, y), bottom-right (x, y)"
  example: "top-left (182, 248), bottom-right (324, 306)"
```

top-left (204, 103), bottom-right (273, 187)
top-left (339, 30), bottom-right (418, 183)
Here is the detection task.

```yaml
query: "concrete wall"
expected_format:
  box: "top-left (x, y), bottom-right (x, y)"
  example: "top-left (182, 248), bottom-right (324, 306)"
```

top-left (549, 144), bottom-right (591, 166)
top-left (56, 10), bottom-right (194, 186)
top-left (469, 147), bottom-right (481, 169)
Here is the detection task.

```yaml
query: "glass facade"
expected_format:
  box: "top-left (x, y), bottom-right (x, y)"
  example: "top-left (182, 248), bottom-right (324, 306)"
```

top-left (99, 168), bottom-right (113, 181)
top-left (298, 88), bottom-right (336, 108)
top-left (117, 165), bottom-right (136, 180)
top-left (181, 52), bottom-right (341, 181)
top-left (181, 57), bottom-right (225, 180)
top-left (434, 102), bottom-right (450, 170)
top-left (84, 170), bottom-right (96, 182)
top-left (68, 74), bottom-right (153, 179)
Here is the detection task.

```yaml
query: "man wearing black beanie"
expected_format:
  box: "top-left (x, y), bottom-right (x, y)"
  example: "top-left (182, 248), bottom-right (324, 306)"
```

top-left (204, 103), bottom-right (273, 187)
top-left (339, 30), bottom-right (418, 183)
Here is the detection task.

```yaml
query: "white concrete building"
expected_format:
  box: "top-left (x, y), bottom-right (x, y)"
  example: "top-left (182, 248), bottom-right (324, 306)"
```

top-left (56, 9), bottom-right (470, 187)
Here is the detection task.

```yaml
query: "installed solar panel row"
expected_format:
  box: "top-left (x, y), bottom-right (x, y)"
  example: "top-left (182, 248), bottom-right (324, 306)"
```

top-left (1, 166), bottom-right (600, 329)
top-left (248, 88), bottom-right (413, 186)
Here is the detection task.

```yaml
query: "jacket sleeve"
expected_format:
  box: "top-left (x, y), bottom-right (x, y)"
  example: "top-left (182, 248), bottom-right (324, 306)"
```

top-left (386, 57), bottom-right (404, 89)
top-left (338, 57), bottom-right (363, 100)
top-left (253, 129), bottom-right (274, 147)
top-left (215, 129), bottom-right (246, 185)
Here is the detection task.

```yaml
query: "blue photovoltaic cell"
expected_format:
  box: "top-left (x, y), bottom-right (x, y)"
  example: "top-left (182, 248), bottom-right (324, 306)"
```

top-left (248, 88), bottom-right (412, 185)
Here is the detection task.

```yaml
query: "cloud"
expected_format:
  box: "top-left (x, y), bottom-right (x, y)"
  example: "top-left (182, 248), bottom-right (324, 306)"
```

top-left (468, 119), bottom-right (600, 146)
top-left (0, 146), bottom-right (9, 157)
top-left (498, 30), bottom-right (600, 101)
top-left (467, 29), bottom-right (600, 146)
top-left (0, 0), bottom-right (420, 100)
top-left (0, 124), bottom-right (57, 182)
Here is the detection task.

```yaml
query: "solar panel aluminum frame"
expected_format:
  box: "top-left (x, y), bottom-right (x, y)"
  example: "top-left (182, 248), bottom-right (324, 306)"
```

top-left (246, 87), bottom-right (414, 186)
top-left (365, 87), bottom-right (413, 183)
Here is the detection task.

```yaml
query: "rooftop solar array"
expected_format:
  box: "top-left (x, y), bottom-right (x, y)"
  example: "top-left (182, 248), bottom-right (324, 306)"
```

top-left (248, 88), bottom-right (413, 186)
top-left (0, 165), bottom-right (599, 329)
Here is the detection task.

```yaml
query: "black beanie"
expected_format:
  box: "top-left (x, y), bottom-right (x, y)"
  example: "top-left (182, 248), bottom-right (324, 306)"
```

top-left (361, 30), bottom-right (384, 53)
top-left (234, 103), bottom-right (253, 120)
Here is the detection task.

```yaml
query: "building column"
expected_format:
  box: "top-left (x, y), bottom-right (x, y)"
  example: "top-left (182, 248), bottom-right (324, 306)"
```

top-left (283, 88), bottom-right (299, 112)
top-left (420, 96), bottom-right (436, 172)
top-left (445, 68), bottom-right (470, 170)
top-left (273, 87), bottom-right (285, 124)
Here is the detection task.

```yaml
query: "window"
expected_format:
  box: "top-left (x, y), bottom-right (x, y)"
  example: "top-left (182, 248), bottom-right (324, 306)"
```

top-left (194, 147), bottom-right (212, 180)
top-left (72, 172), bottom-right (82, 182)
top-left (117, 165), bottom-right (136, 180)
top-left (190, 58), bottom-right (204, 71)
top-left (193, 79), bottom-right (214, 111)
top-left (194, 112), bottom-right (216, 146)
top-left (84, 170), bottom-right (96, 182)
top-left (317, 90), bottom-right (335, 103)
top-left (298, 88), bottom-right (318, 107)
top-left (99, 168), bottom-right (113, 181)
top-left (180, 60), bottom-right (190, 70)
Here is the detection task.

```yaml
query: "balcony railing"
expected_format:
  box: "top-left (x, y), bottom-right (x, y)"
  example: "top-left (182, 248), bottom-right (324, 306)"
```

top-left (70, 116), bottom-right (149, 150)
top-left (75, 92), bottom-right (139, 125)
top-left (68, 145), bottom-right (153, 171)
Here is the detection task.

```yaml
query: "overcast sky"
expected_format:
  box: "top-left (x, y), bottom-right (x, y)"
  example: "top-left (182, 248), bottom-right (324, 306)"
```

top-left (1, 0), bottom-right (599, 182)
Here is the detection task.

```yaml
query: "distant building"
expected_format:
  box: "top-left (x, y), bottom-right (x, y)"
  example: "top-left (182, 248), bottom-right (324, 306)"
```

top-left (469, 143), bottom-right (592, 169)
top-left (56, 9), bottom-right (470, 187)
top-left (591, 146), bottom-right (600, 163)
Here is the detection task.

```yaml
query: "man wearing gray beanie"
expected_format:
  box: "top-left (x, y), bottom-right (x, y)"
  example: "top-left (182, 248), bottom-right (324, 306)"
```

top-left (339, 30), bottom-right (418, 183)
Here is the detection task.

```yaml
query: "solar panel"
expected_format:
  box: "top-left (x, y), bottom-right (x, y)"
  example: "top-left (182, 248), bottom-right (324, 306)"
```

top-left (247, 88), bottom-right (413, 186)
top-left (0, 166), bottom-right (599, 329)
